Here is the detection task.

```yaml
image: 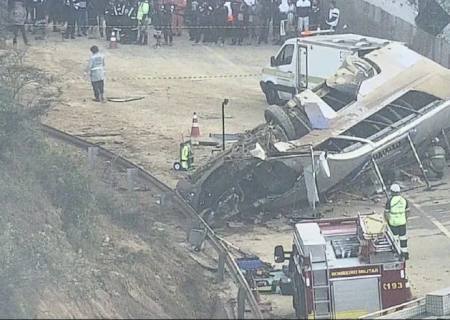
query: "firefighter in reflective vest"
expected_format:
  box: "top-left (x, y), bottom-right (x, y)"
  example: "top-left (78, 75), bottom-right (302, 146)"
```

top-left (180, 141), bottom-right (193, 170)
top-left (385, 184), bottom-right (409, 260)
top-left (424, 137), bottom-right (447, 180)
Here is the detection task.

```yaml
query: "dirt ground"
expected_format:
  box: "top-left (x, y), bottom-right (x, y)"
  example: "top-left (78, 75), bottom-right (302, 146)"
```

top-left (26, 33), bottom-right (275, 187)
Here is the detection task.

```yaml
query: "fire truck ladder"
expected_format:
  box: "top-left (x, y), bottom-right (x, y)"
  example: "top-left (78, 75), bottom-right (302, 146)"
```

top-left (310, 252), bottom-right (332, 319)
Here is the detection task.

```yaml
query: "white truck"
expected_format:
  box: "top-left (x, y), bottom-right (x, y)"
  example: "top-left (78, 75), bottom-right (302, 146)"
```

top-left (260, 33), bottom-right (395, 105)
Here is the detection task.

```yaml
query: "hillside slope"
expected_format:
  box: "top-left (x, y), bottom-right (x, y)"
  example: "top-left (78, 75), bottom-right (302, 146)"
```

top-left (0, 49), bottom-right (218, 318)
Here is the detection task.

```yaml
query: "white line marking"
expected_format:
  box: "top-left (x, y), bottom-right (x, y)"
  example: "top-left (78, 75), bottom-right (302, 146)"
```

top-left (409, 199), bottom-right (450, 239)
top-left (429, 217), bottom-right (450, 239)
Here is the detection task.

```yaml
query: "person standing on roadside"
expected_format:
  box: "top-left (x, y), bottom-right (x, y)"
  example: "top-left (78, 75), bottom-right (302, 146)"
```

top-left (255, 0), bottom-right (270, 44)
top-left (310, 0), bottom-right (320, 30)
top-left (47, 0), bottom-right (64, 33)
top-left (8, 0), bottom-right (30, 47)
top-left (296, 0), bottom-right (310, 34)
top-left (64, 0), bottom-right (77, 39)
top-left (161, 3), bottom-right (173, 45)
top-left (213, 1), bottom-right (227, 46)
top-left (90, 0), bottom-right (107, 38)
top-left (75, 0), bottom-right (88, 36)
top-left (25, 0), bottom-right (35, 32)
top-left (271, 0), bottom-right (281, 44)
top-left (136, 0), bottom-right (151, 45)
top-left (171, 0), bottom-right (186, 36)
top-left (86, 45), bottom-right (106, 103)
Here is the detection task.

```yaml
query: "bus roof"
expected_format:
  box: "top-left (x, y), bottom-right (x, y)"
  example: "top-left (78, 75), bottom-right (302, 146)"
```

top-left (284, 33), bottom-right (398, 51)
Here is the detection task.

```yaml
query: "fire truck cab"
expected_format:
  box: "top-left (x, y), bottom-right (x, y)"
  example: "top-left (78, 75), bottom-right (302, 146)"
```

top-left (274, 214), bottom-right (412, 319)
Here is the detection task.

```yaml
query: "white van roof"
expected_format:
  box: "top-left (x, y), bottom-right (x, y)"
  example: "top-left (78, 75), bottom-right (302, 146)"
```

top-left (285, 34), bottom-right (398, 51)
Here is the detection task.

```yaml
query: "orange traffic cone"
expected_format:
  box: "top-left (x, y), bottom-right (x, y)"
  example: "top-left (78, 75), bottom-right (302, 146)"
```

top-left (190, 112), bottom-right (200, 139)
top-left (300, 30), bottom-right (313, 37)
top-left (109, 31), bottom-right (118, 49)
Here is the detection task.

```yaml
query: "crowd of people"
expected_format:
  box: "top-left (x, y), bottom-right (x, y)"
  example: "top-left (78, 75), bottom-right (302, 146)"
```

top-left (7, 0), bottom-right (341, 47)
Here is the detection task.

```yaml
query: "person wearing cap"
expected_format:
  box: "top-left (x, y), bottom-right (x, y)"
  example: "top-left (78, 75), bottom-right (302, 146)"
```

top-left (385, 184), bottom-right (409, 260)
top-left (180, 141), bottom-right (193, 170)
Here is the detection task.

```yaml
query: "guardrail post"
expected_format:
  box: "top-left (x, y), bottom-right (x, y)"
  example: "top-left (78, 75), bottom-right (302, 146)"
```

top-left (216, 253), bottom-right (226, 282)
top-left (87, 147), bottom-right (98, 170)
top-left (156, 193), bottom-right (166, 206)
top-left (127, 168), bottom-right (138, 191)
top-left (237, 286), bottom-right (246, 319)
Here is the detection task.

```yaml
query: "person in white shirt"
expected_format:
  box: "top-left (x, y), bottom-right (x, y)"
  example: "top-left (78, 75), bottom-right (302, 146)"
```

top-left (325, 0), bottom-right (340, 31)
top-left (87, 45), bottom-right (106, 103)
top-left (296, 0), bottom-right (311, 33)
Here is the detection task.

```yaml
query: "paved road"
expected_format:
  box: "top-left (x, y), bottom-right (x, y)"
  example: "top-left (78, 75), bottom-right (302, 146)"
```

top-left (404, 178), bottom-right (450, 297)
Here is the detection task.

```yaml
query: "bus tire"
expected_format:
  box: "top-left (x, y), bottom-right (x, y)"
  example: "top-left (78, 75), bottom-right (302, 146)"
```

top-left (265, 105), bottom-right (297, 140)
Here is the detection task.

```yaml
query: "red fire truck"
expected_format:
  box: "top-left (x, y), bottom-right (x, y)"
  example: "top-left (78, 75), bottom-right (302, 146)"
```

top-left (274, 214), bottom-right (412, 319)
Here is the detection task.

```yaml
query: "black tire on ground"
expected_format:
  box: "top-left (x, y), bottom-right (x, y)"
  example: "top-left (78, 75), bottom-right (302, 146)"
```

top-left (173, 162), bottom-right (182, 171)
top-left (264, 83), bottom-right (281, 106)
top-left (264, 105), bottom-right (297, 140)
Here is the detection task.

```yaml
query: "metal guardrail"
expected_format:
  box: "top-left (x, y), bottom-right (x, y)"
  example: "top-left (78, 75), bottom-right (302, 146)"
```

top-left (40, 124), bottom-right (263, 319)
top-left (358, 298), bottom-right (425, 319)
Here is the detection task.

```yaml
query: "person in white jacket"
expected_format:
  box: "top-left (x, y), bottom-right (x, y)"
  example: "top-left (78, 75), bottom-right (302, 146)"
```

top-left (86, 45), bottom-right (106, 103)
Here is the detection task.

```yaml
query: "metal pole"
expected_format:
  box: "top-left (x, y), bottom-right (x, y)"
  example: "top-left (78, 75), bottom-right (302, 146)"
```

top-left (310, 145), bottom-right (316, 211)
top-left (237, 286), bottom-right (246, 319)
top-left (221, 99), bottom-right (229, 151)
top-left (222, 101), bottom-right (225, 151)
top-left (371, 156), bottom-right (389, 199)
top-left (127, 168), bottom-right (138, 191)
top-left (88, 146), bottom-right (98, 170)
top-left (407, 134), bottom-right (431, 189)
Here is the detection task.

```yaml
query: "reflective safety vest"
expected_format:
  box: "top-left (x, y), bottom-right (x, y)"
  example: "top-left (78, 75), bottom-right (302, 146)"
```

top-left (181, 145), bottom-right (190, 162)
top-left (389, 195), bottom-right (407, 227)
top-left (137, 2), bottom-right (150, 21)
